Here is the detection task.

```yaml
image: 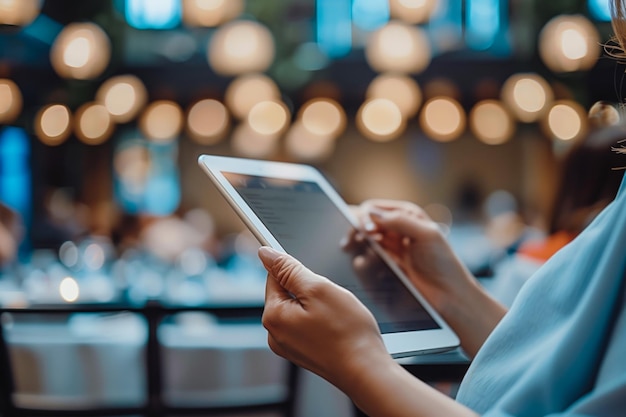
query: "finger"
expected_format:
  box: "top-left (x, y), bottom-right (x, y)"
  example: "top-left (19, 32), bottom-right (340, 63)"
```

top-left (361, 199), bottom-right (426, 217)
top-left (258, 246), bottom-right (327, 299)
top-left (265, 267), bottom-right (293, 305)
top-left (367, 207), bottom-right (437, 240)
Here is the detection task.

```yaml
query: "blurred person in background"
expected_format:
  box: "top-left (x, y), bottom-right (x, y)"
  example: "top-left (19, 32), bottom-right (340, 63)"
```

top-left (256, 2), bottom-right (626, 416)
top-left (487, 102), bottom-right (626, 306)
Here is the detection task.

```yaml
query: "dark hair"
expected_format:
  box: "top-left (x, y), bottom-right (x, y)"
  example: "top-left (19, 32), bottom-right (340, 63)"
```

top-left (548, 123), bottom-right (626, 234)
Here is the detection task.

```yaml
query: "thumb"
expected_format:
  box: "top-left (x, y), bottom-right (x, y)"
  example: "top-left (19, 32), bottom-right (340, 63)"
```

top-left (258, 246), bottom-right (324, 298)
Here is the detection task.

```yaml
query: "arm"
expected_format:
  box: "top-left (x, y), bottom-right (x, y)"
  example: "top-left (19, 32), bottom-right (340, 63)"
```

top-left (259, 246), bottom-right (478, 417)
top-left (359, 200), bottom-right (506, 357)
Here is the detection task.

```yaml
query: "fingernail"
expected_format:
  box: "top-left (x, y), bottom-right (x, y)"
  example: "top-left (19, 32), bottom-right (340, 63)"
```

top-left (258, 246), bottom-right (281, 267)
top-left (364, 221), bottom-right (376, 232)
top-left (368, 208), bottom-right (385, 220)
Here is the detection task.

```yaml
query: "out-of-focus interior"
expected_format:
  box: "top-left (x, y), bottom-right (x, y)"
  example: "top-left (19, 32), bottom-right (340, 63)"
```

top-left (0, 1), bottom-right (624, 416)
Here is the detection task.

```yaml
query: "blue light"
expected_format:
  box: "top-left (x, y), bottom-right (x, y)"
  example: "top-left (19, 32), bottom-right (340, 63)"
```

top-left (466, 0), bottom-right (500, 50)
top-left (316, 0), bottom-right (352, 58)
top-left (0, 127), bottom-right (32, 256)
top-left (427, 0), bottom-right (464, 54)
top-left (125, 0), bottom-right (181, 30)
top-left (352, 0), bottom-right (389, 32)
top-left (588, 0), bottom-right (612, 21)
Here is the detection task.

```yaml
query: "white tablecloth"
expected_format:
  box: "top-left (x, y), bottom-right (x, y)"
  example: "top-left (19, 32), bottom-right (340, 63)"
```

top-left (3, 312), bottom-right (353, 416)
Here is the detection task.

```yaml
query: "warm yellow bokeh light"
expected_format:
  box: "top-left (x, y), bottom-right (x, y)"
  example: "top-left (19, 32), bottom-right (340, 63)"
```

top-left (208, 20), bottom-right (275, 76)
top-left (0, 79), bottom-right (23, 124)
top-left (231, 123), bottom-right (280, 158)
top-left (140, 101), bottom-right (184, 142)
top-left (60, 277), bottom-right (79, 303)
top-left (420, 97), bottom-right (466, 142)
top-left (298, 98), bottom-right (346, 139)
top-left (365, 21), bottom-right (431, 74)
top-left (225, 74), bottom-right (281, 120)
top-left (0, 0), bottom-right (41, 26)
top-left (96, 75), bottom-right (148, 123)
top-left (247, 100), bottom-right (290, 136)
top-left (544, 101), bottom-right (587, 142)
top-left (539, 14), bottom-right (600, 73)
top-left (469, 100), bottom-right (515, 145)
top-left (75, 103), bottom-right (114, 145)
top-left (366, 73), bottom-right (422, 118)
top-left (35, 104), bottom-right (72, 146)
top-left (501, 73), bottom-right (553, 123)
top-left (182, 0), bottom-right (243, 27)
top-left (357, 98), bottom-right (405, 142)
top-left (50, 22), bottom-right (111, 80)
top-left (389, 0), bottom-right (438, 24)
top-left (187, 99), bottom-right (230, 145)
top-left (285, 121), bottom-right (336, 162)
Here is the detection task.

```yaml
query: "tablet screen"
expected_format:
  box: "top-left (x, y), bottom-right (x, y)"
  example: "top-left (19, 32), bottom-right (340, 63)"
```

top-left (223, 172), bottom-right (440, 334)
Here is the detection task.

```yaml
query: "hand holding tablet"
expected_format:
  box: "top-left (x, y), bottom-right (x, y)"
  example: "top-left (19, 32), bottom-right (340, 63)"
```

top-left (198, 154), bottom-right (459, 358)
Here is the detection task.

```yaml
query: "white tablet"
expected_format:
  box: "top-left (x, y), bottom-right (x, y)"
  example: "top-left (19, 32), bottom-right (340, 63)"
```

top-left (198, 154), bottom-right (459, 358)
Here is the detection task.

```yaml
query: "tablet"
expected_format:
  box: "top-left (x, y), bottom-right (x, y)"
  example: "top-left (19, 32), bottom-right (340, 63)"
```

top-left (198, 154), bottom-right (459, 358)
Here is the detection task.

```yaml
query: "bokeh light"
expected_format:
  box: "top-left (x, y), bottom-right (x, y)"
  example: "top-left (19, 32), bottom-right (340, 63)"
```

top-left (75, 102), bottom-right (114, 145)
top-left (285, 121), bottom-right (336, 162)
top-left (501, 73), bottom-right (553, 123)
top-left (366, 73), bottom-right (422, 118)
top-left (0, 79), bottom-right (23, 124)
top-left (59, 277), bottom-right (79, 303)
top-left (539, 14), bottom-right (600, 73)
top-left (140, 100), bottom-right (184, 142)
top-left (50, 22), bottom-right (111, 80)
top-left (357, 98), bottom-right (405, 142)
top-left (96, 75), bottom-right (148, 123)
top-left (35, 104), bottom-right (72, 146)
top-left (420, 97), bottom-right (466, 142)
top-left (388, 0), bottom-right (438, 24)
top-left (0, 0), bottom-right (41, 26)
top-left (469, 100), bottom-right (515, 145)
top-left (365, 21), bottom-right (431, 74)
top-left (544, 100), bottom-right (587, 142)
top-left (208, 20), bottom-right (275, 76)
top-left (231, 122), bottom-right (280, 158)
top-left (182, 0), bottom-right (243, 27)
top-left (187, 99), bottom-right (230, 145)
top-left (298, 98), bottom-right (346, 139)
top-left (588, 100), bottom-right (621, 128)
top-left (225, 74), bottom-right (281, 120)
top-left (247, 100), bottom-right (290, 136)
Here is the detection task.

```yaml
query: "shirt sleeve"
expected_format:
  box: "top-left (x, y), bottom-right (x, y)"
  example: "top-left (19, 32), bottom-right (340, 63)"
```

top-left (483, 285), bottom-right (626, 417)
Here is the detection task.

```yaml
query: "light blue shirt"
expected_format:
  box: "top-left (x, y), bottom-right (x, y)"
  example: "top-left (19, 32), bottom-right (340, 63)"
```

top-left (456, 175), bottom-right (626, 416)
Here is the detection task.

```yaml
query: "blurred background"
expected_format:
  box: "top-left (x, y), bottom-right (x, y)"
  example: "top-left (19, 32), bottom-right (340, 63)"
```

top-left (0, 0), bottom-right (623, 265)
top-left (0, 0), bottom-right (625, 415)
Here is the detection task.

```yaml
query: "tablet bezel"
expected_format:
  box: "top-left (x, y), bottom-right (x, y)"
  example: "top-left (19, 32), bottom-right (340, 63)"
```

top-left (198, 154), bottom-right (459, 358)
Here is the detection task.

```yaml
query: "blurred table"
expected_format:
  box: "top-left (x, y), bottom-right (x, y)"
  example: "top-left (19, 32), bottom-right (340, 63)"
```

top-left (0, 301), bottom-right (299, 417)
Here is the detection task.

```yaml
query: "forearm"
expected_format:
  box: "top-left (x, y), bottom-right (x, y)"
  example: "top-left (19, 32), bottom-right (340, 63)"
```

top-left (347, 355), bottom-right (479, 417)
top-left (438, 274), bottom-right (507, 358)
